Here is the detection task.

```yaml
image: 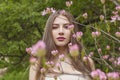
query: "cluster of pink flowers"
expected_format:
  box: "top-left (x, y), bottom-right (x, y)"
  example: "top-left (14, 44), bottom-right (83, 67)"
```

top-left (113, 57), bottom-right (120, 66)
top-left (26, 40), bottom-right (46, 64)
top-left (92, 31), bottom-right (101, 38)
top-left (46, 61), bottom-right (54, 68)
top-left (116, 5), bottom-right (120, 11)
top-left (51, 50), bottom-right (58, 56)
top-left (68, 24), bottom-right (74, 31)
top-left (66, 1), bottom-right (73, 7)
top-left (107, 72), bottom-right (120, 80)
top-left (115, 32), bottom-right (120, 38)
top-left (59, 10), bottom-right (66, 15)
top-left (73, 31), bottom-right (83, 40)
top-left (102, 55), bottom-right (109, 60)
top-left (91, 69), bottom-right (120, 80)
top-left (111, 6), bottom-right (120, 22)
top-left (91, 69), bottom-right (107, 80)
top-left (41, 7), bottom-right (56, 16)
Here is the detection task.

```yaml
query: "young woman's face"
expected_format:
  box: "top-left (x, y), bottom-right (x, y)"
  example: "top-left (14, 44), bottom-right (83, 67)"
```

top-left (52, 15), bottom-right (71, 47)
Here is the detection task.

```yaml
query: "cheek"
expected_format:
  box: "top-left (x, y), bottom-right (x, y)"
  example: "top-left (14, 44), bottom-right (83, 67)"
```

top-left (66, 31), bottom-right (71, 40)
top-left (52, 30), bottom-right (57, 40)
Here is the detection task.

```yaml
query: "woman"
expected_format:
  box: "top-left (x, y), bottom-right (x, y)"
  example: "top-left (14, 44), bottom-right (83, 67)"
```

top-left (29, 10), bottom-right (95, 80)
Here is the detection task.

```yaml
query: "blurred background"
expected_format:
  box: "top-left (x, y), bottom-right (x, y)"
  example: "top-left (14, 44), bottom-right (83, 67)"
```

top-left (0, 0), bottom-right (120, 80)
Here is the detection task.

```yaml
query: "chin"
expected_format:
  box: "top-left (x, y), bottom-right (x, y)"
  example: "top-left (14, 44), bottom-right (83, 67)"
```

top-left (56, 43), bottom-right (68, 47)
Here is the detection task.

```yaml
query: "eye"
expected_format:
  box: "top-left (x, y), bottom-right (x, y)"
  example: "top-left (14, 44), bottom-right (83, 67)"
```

top-left (52, 24), bottom-right (58, 29)
top-left (64, 24), bottom-right (70, 29)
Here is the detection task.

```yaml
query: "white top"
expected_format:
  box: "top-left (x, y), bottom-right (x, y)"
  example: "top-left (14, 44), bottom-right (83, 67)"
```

top-left (45, 74), bottom-right (88, 80)
top-left (44, 57), bottom-right (91, 80)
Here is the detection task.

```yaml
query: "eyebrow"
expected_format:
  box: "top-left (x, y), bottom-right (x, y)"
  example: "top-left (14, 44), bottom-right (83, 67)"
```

top-left (53, 23), bottom-right (70, 25)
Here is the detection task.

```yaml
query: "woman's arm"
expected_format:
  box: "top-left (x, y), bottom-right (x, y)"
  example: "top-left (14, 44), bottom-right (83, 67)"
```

top-left (29, 65), bottom-right (37, 80)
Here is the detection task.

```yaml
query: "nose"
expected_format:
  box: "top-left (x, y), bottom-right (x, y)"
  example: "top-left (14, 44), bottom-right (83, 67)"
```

top-left (58, 26), bottom-right (64, 35)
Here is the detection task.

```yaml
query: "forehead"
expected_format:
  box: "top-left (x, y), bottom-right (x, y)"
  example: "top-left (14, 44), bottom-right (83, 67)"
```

top-left (53, 15), bottom-right (70, 24)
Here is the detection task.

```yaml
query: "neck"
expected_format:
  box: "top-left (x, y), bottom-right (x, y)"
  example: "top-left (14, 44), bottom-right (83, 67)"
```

top-left (57, 45), bottom-right (68, 54)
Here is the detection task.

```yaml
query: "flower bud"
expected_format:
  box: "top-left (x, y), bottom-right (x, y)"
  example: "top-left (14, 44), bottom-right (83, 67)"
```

top-left (59, 54), bottom-right (65, 61)
top-left (82, 13), bottom-right (88, 19)
top-left (100, 15), bottom-right (104, 21)
top-left (106, 45), bottom-right (110, 50)
top-left (100, 0), bottom-right (105, 4)
top-left (115, 32), bottom-right (120, 38)
top-left (66, 1), bottom-right (73, 7)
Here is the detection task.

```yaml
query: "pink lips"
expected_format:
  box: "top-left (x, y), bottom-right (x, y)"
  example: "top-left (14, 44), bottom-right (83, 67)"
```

top-left (57, 37), bottom-right (65, 41)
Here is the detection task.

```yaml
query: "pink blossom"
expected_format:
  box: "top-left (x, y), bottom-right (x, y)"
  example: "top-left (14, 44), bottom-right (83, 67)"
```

top-left (90, 70), bottom-right (99, 79)
top-left (117, 57), bottom-right (120, 66)
top-left (59, 10), bottom-right (65, 15)
top-left (66, 1), bottom-right (73, 7)
top-left (91, 69), bottom-right (107, 80)
top-left (98, 48), bottom-right (101, 52)
top-left (88, 52), bottom-right (94, 57)
top-left (46, 61), bottom-right (54, 68)
top-left (69, 44), bottom-right (79, 57)
top-left (106, 45), bottom-right (110, 50)
top-left (26, 47), bottom-right (32, 54)
top-left (72, 33), bottom-right (76, 38)
top-left (100, 15), bottom-right (104, 21)
top-left (99, 72), bottom-right (107, 80)
top-left (115, 32), bottom-right (120, 38)
top-left (59, 54), bottom-right (65, 61)
top-left (29, 57), bottom-right (37, 65)
top-left (50, 8), bottom-right (56, 13)
top-left (41, 7), bottom-right (56, 16)
top-left (111, 15), bottom-right (120, 22)
top-left (107, 72), bottom-right (120, 80)
top-left (82, 13), bottom-right (88, 19)
top-left (68, 42), bottom-right (72, 47)
top-left (51, 50), bottom-right (58, 56)
top-left (83, 56), bottom-right (88, 62)
top-left (72, 31), bottom-right (83, 40)
top-left (102, 55), bottom-right (109, 60)
top-left (68, 24), bottom-right (74, 31)
top-left (40, 68), bottom-right (46, 74)
top-left (92, 31), bottom-right (101, 38)
top-left (116, 5), bottom-right (120, 11)
top-left (31, 40), bottom-right (46, 57)
top-left (41, 10), bottom-right (47, 16)
top-left (112, 11), bottom-right (118, 15)
top-left (109, 58), bottom-right (115, 62)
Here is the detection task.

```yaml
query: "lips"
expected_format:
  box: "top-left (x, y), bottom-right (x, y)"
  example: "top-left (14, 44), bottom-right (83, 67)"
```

top-left (57, 37), bottom-right (65, 41)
